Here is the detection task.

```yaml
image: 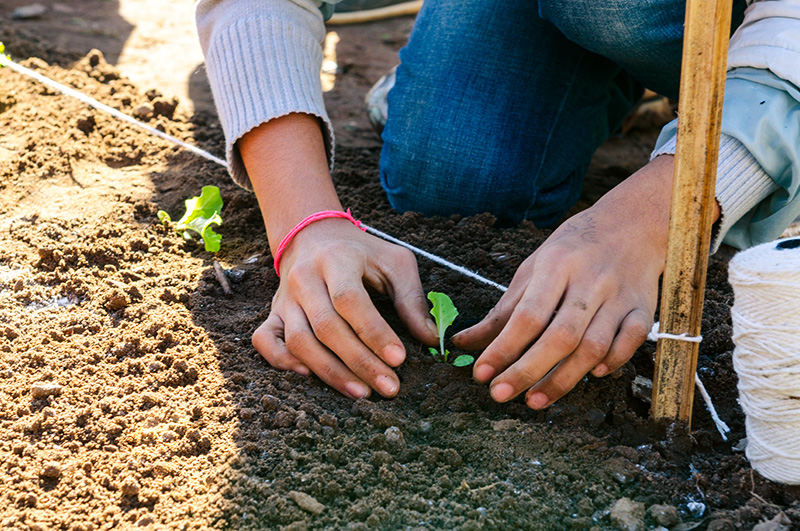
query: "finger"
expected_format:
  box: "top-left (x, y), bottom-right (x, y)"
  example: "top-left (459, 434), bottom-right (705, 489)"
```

top-left (592, 308), bottom-right (650, 377)
top-left (487, 290), bottom-right (602, 403)
top-left (282, 302), bottom-right (373, 400)
top-left (375, 248), bottom-right (440, 347)
top-left (297, 284), bottom-right (401, 398)
top-left (451, 259), bottom-right (534, 351)
top-left (524, 308), bottom-right (618, 409)
top-left (252, 312), bottom-right (309, 376)
top-left (471, 269), bottom-right (568, 384)
top-left (326, 277), bottom-right (406, 367)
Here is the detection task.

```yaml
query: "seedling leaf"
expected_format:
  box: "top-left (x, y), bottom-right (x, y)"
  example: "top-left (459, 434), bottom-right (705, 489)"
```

top-left (0, 42), bottom-right (9, 65)
top-left (452, 355), bottom-right (475, 367)
top-left (427, 291), bottom-right (458, 361)
top-left (158, 186), bottom-right (224, 252)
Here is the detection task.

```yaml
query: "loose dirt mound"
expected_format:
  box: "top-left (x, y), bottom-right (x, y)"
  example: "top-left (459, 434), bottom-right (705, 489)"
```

top-left (1, 50), bottom-right (798, 530)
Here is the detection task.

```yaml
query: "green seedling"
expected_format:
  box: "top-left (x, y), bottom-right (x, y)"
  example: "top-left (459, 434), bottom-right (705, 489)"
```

top-left (0, 42), bottom-right (9, 64)
top-left (158, 186), bottom-right (223, 252)
top-left (427, 291), bottom-right (474, 367)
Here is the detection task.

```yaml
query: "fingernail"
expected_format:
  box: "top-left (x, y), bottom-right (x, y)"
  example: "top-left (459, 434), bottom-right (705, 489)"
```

top-left (426, 319), bottom-right (439, 338)
top-left (527, 392), bottom-right (548, 410)
top-left (474, 364), bottom-right (495, 383)
top-left (375, 375), bottom-right (398, 396)
top-left (383, 345), bottom-right (405, 366)
top-left (593, 363), bottom-right (608, 377)
top-left (491, 382), bottom-right (514, 403)
top-left (344, 381), bottom-right (369, 400)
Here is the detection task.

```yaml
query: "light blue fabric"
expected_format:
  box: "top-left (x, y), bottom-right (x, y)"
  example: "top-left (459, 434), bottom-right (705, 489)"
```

top-left (653, 68), bottom-right (800, 248)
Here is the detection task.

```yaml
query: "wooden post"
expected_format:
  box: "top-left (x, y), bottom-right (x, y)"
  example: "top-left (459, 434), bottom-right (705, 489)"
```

top-left (651, 0), bottom-right (733, 426)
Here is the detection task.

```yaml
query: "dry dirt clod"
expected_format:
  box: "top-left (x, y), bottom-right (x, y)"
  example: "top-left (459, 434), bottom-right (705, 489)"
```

top-left (120, 477), bottom-right (141, 497)
top-left (647, 504), bottom-right (681, 527)
top-left (40, 462), bottom-right (62, 479)
top-left (610, 497), bottom-right (646, 531)
top-left (31, 382), bottom-right (62, 399)
top-left (289, 491), bottom-right (325, 515)
top-left (752, 512), bottom-right (791, 531)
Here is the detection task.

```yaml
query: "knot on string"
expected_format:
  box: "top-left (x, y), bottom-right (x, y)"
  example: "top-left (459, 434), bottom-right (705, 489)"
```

top-left (646, 321), bottom-right (729, 440)
top-left (647, 322), bottom-right (703, 343)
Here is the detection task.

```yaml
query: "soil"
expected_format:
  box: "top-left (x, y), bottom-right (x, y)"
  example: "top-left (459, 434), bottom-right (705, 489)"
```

top-left (1, 4), bottom-right (799, 531)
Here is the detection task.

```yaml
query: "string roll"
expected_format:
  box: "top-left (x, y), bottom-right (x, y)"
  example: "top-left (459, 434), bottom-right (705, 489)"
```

top-left (729, 237), bottom-right (800, 485)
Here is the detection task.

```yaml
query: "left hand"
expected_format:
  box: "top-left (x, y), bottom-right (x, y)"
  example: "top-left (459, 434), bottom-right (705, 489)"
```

top-left (452, 156), bottom-right (686, 409)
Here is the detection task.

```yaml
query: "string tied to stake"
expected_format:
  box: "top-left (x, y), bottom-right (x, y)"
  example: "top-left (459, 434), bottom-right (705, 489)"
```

top-left (647, 321), bottom-right (730, 440)
top-left (647, 322), bottom-right (703, 343)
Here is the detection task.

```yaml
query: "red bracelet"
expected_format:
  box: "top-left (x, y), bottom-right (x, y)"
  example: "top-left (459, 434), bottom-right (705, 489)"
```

top-left (273, 209), bottom-right (366, 277)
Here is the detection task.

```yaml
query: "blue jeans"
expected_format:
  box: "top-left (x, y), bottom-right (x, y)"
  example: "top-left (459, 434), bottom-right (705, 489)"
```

top-left (380, 0), bottom-right (746, 227)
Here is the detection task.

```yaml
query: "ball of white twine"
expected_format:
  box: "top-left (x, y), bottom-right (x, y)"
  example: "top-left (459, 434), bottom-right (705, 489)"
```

top-left (729, 237), bottom-right (800, 485)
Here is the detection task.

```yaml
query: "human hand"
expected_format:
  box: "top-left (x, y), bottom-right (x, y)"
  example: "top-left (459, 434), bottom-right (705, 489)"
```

top-left (452, 156), bottom-right (680, 409)
top-left (252, 218), bottom-right (439, 399)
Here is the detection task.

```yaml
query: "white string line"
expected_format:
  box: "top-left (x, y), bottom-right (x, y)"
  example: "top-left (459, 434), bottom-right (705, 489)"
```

top-left (0, 55), bottom-right (227, 167)
top-left (360, 224), bottom-right (508, 292)
top-left (694, 372), bottom-right (731, 441)
top-left (4, 54), bottom-right (731, 437)
top-left (0, 54), bottom-right (506, 292)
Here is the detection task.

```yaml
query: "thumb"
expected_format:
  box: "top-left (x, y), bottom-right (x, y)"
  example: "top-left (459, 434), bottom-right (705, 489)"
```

top-left (379, 251), bottom-right (439, 346)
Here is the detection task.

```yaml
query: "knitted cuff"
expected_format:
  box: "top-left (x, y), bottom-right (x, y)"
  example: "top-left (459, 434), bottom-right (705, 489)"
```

top-left (651, 134), bottom-right (777, 252)
top-left (202, 8), bottom-right (335, 190)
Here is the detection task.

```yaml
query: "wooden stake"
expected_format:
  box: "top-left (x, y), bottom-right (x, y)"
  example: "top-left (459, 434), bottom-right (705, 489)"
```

top-left (651, 0), bottom-right (733, 426)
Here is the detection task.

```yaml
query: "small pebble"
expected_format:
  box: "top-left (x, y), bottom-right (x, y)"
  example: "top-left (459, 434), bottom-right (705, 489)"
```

top-left (133, 104), bottom-right (154, 120)
top-left (31, 382), bottom-right (62, 399)
top-left (384, 426), bottom-right (406, 449)
top-left (492, 419), bottom-right (520, 431)
top-left (135, 516), bottom-right (155, 527)
top-left (687, 501), bottom-right (706, 518)
top-left (12, 3), bottom-right (47, 19)
top-left (289, 491), bottom-right (325, 514)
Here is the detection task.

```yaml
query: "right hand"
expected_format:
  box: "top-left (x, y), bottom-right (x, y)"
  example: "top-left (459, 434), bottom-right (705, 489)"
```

top-left (252, 218), bottom-right (439, 399)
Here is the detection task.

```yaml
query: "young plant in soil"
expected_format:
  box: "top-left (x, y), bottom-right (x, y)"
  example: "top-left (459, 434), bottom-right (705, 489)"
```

top-left (427, 291), bottom-right (474, 367)
top-left (158, 186), bottom-right (224, 252)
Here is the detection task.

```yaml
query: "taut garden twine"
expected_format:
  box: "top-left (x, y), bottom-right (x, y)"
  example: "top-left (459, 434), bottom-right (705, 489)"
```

top-left (729, 237), bottom-right (800, 485)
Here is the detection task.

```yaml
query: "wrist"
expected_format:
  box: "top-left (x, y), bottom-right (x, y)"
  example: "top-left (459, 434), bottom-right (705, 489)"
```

top-left (273, 209), bottom-right (366, 276)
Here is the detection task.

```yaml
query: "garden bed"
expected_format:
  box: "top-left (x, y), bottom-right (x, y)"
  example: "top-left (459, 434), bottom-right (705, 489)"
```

top-left (1, 22), bottom-right (799, 531)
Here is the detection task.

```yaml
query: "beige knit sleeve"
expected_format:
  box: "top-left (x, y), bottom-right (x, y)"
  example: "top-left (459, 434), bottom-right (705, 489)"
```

top-left (196, 0), bottom-right (335, 189)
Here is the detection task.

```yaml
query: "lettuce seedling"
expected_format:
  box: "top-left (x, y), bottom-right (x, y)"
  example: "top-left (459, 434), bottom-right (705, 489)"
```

top-left (427, 291), bottom-right (474, 367)
top-left (158, 186), bottom-right (223, 252)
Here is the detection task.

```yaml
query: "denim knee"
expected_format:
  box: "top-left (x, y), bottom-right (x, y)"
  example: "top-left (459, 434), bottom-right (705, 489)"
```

top-left (538, 0), bottom-right (685, 97)
top-left (379, 135), bottom-right (537, 226)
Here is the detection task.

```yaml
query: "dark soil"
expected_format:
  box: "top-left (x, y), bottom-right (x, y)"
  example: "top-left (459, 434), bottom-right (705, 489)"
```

top-left (1, 16), bottom-right (799, 531)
